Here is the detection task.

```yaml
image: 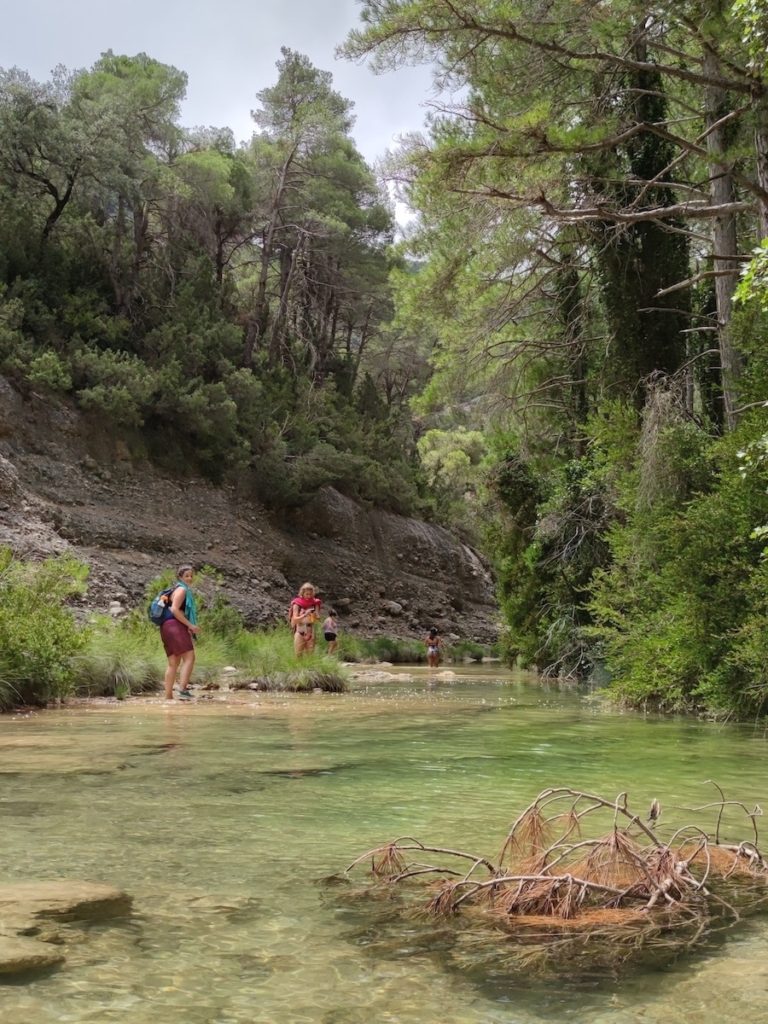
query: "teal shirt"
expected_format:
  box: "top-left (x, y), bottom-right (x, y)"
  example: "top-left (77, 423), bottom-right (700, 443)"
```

top-left (176, 581), bottom-right (198, 625)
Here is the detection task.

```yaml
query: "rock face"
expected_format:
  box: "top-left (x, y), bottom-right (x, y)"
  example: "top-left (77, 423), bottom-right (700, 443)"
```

top-left (0, 880), bottom-right (131, 977)
top-left (0, 378), bottom-right (498, 641)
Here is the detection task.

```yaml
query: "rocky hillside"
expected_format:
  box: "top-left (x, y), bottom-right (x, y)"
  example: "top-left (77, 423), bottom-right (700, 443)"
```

top-left (0, 378), bottom-right (498, 641)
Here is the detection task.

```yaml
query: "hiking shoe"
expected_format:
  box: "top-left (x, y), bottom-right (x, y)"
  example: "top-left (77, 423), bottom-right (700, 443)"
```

top-left (177, 689), bottom-right (193, 700)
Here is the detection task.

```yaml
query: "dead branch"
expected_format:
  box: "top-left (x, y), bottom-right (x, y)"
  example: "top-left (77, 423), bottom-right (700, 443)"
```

top-left (340, 785), bottom-right (768, 965)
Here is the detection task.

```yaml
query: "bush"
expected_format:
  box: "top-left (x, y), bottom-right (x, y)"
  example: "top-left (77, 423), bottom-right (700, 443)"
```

top-left (337, 633), bottom-right (426, 663)
top-left (448, 640), bottom-right (487, 663)
top-left (0, 549), bottom-right (89, 710)
top-left (589, 419), bottom-right (768, 713)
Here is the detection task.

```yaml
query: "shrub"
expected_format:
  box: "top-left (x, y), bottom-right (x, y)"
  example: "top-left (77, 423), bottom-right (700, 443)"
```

top-left (589, 419), bottom-right (768, 713)
top-left (448, 640), bottom-right (486, 663)
top-left (337, 634), bottom-right (426, 663)
top-left (0, 549), bottom-right (89, 710)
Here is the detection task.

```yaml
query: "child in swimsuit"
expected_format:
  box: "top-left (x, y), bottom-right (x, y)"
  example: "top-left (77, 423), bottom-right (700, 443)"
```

top-left (322, 611), bottom-right (338, 655)
top-left (424, 627), bottom-right (442, 668)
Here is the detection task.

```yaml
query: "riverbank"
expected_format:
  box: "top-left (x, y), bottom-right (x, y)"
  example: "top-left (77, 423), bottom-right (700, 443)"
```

top-left (3, 664), bottom-right (506, 719)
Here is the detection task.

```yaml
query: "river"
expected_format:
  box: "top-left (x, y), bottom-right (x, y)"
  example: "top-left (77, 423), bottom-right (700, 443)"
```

top-left (1, 666), bottom-right (767, 1023)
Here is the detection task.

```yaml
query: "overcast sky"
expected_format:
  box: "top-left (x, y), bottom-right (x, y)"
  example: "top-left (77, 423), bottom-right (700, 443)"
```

top-left (0, 0), bottom-right (436, 167)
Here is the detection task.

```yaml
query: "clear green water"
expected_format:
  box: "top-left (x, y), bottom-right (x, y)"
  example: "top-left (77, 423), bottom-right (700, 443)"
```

top-left (2, 667), bottom-right (768, 1023)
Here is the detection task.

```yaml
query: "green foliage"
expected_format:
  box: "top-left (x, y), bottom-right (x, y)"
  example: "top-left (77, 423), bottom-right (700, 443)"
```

top-left (337, 633), bottom-right (427, 664)
top-left (337, 0), bottom-right (768, 719)
top-left (447, 639), bottom-right (487, 663)
top-left (27, 350), bottom-right (73, 392)
top-left (735, 239), bottom-right (768, 311)
top-left (731, 0), bottom-right (768, 71)
top-left (416, 427), bottom-right (486, 531)
top-left (589, 420), bottom-right (768, 712)
top-left (0, 549), bottom-right (89, 710)
top-left (0, 49), bottom-right (417, 515)
top-left (336, 632), bottom-right (487, 664)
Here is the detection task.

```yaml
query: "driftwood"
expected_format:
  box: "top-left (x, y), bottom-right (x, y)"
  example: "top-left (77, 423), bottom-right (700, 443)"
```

top-left (339, 786), bottom-right (768, 969)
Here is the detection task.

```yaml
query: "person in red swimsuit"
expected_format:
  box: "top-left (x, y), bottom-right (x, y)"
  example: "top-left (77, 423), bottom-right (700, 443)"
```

top-left (290, 582), bottom-right (321, 656)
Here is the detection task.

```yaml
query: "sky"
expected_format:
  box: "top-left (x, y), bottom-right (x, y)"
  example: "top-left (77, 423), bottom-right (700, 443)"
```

top-left (0, 0), bottom-right (437, 168)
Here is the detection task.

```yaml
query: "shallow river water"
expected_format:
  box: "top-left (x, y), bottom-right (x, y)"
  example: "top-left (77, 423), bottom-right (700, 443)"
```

top-left (2, 666), bottom-right (768, 1024)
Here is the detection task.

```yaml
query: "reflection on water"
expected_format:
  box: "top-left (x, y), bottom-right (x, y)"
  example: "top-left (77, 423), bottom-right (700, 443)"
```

top-left (1, 666), bottom-right (768, 1023)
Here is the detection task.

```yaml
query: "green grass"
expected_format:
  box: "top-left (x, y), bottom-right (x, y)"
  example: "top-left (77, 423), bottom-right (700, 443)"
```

top-left (0, 554), bottom-right (496, 709)
top-left (72, 621), bottom-right (348, 698)
top-left (337, 634), bottom-right (427, 663)
top-left (336, 633), bottom-right (492, 665)
top-left (74, 618), bottom-right (167, 697)
top-left (446, 640), bottom-right (488, 663)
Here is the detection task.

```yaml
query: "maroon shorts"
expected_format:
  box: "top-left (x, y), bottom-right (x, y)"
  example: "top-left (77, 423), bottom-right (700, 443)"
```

top-left (161, 618), bottom-right (194, 656)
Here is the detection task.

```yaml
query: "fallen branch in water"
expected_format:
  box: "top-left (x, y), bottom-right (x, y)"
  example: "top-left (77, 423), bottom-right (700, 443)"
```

top-left (341, 786), bottom-right (768, 931)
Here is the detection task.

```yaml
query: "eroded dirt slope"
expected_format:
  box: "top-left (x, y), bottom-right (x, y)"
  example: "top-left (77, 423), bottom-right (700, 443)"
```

top-left (0, 378), bottom-right (497, 641)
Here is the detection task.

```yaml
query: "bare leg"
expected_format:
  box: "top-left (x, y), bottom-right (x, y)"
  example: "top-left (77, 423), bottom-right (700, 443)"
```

top-left (327, 639), bottom-right (337, 655)
top-left (294, 633), bottom-right (314, 657)
top-left (164, 654), bottom-right (181, 699)
top-left (178, 649), bottom-right (196, 690)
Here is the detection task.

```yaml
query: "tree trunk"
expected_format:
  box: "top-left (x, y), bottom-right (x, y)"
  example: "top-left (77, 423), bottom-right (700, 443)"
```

top-left (555, 252), bottom-right (588, 450)
top-left (592, 28), bottom-right (690, 401)
top-left (270, 231), bottom-right (305, 365)
top-left (352, 307), bottom-right (373, 386)
top-left (41, 173), bottom-right (76, 240)
top-left (109, 194), bottom-right (127, 313)
top-left (703, 46), bottom-right (742, 429)
top-left (754, 97), bottom-right (768, 240)
top-left (214, 213), bottom-right (225, 289)
top-left (242, 147), bottom-right (296, 367)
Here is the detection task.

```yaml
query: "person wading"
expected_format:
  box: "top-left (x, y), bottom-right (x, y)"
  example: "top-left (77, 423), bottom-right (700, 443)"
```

top-left (424, 627), bottom-right (443, 669)
top-left (161, 565), bottom-right (200, 700)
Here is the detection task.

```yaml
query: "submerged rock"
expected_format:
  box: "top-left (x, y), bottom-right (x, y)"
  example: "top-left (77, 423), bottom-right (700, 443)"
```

top-left (0, 880), bottom-right (132, 922)
top-left (0, 880), bottom-right (131, 979)
top-left (0, 934), bottom-right (65, 975)
top-left (349, 670), bottom-right (399, 682)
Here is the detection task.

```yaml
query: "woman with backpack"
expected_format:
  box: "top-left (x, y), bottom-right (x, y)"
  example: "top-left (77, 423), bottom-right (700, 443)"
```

top-left (161, 565), bottom-right (200, 700)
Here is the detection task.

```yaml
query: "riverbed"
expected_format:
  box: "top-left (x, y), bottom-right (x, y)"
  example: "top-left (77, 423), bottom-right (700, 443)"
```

top-left (1, 666), bottom-right (767, 1023)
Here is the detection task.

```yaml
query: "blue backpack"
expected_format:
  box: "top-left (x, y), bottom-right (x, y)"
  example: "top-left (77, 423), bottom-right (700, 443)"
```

top-left (148, 586), bottom-right (178, 626)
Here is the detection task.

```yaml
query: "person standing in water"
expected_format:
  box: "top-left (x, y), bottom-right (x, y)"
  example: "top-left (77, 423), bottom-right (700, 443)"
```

top-left (161, 565), bottom-right (200, 700)
top-left (322, 609), bottom-right (339, 655)
top-left (424, 627), bottom-right (442, 668)
top-left (290, 582), bottom-right (321, 657)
